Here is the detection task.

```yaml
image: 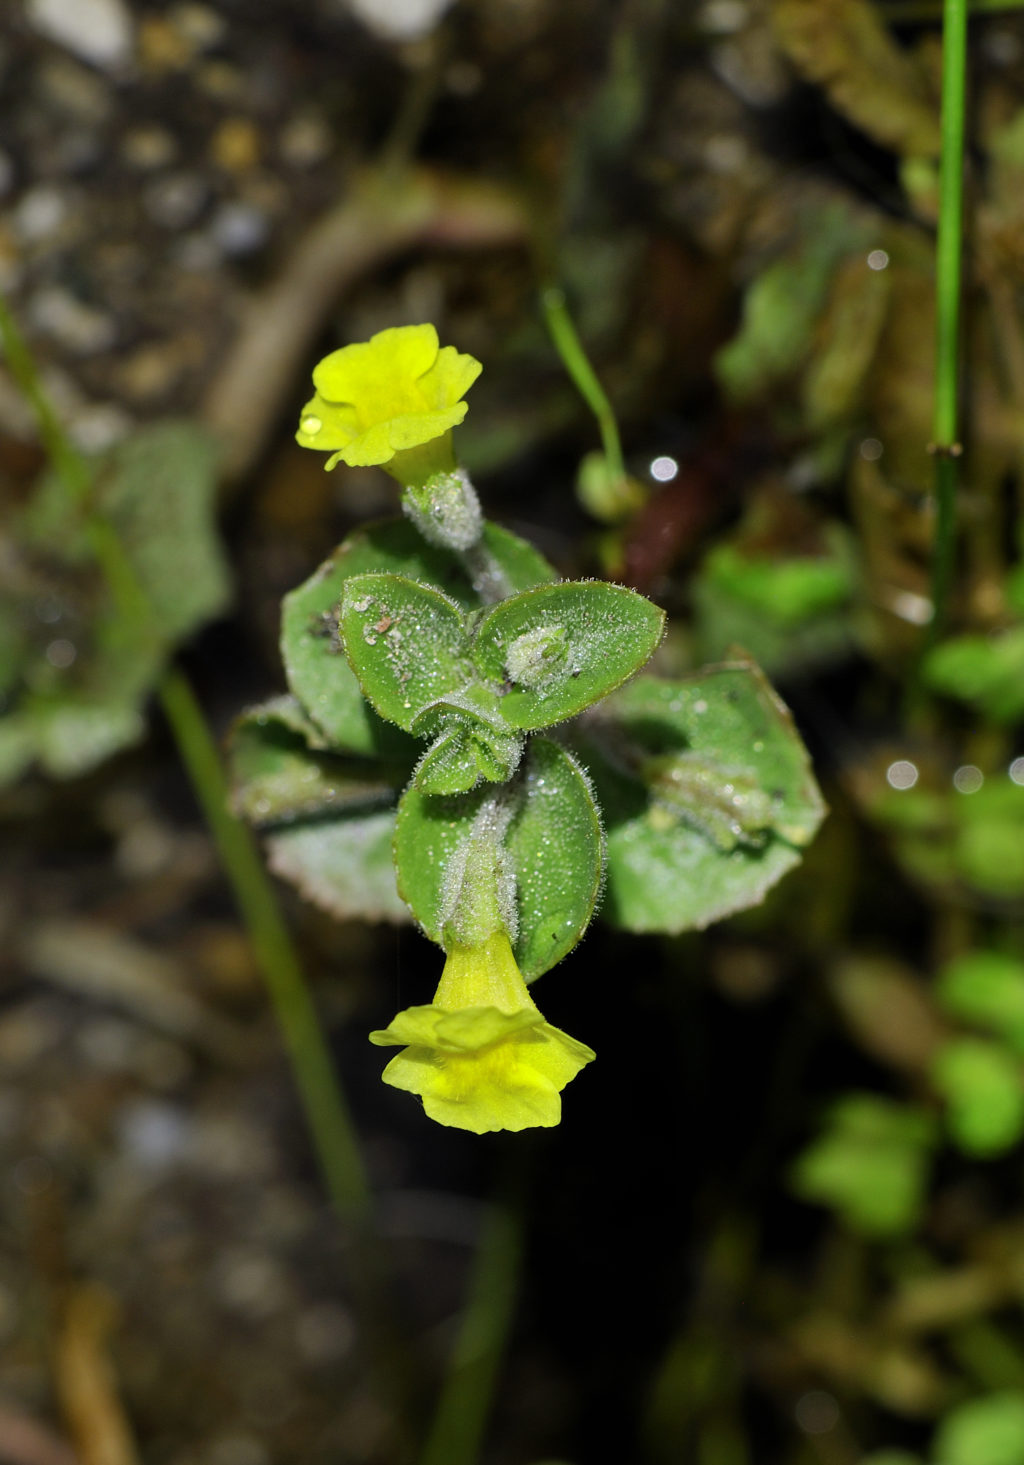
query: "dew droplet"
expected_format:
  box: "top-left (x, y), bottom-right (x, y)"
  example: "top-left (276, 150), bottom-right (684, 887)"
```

top-left (301, 414), bottom-right (322, 435)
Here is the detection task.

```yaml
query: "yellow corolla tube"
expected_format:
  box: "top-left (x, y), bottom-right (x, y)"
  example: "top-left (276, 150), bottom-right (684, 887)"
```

top-left (295, 322), bottom-right (481, 485)
top-left (369, 928), bottom-right (595, 1134)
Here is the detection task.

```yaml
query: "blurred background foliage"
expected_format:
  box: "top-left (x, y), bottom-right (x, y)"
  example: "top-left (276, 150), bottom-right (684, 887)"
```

top-left (8, 1), bottom-right (1024, 1464)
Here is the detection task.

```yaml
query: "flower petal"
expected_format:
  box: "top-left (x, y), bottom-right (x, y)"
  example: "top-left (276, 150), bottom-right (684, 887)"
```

top-left (294, 393), bottom-right (360, 451)
top-left (313, 324), bottom-right (439, 421)
top-left (421, 345), bottom-right (483, 411)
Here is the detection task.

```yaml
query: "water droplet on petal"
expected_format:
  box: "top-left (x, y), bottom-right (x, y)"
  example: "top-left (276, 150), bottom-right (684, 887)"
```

top-left (301, 415), bottom-right (322, 435)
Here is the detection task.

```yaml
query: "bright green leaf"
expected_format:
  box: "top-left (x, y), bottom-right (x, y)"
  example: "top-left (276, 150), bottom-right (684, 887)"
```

top-left (791, 1094), bottom-right (937, 1238)
top-left (473, 581), bottom-right (664, 730)
top-left (931, 1038), bottom-right (1024, 1157)
top-left (340, 573), bottom-right (470, 731)
top-left (923, 631), bottom-right (1024, 725)
top-left (505, 737), bottom-right (604, 979)
top-left (933, 1392), bottom-right (1024, 1465)
top-left (937, 951), bottom-right (1024, 1056)
top-left (394, 738), bottom-right (604, 979)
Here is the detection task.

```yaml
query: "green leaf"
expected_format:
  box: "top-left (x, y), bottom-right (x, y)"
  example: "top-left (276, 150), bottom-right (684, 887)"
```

top-left (693, 536), bottom-right (855, 676)
top-left (280, 539), bottom-right (417, 759)
top-left (265, 809), bottom-right (409, 924)
top-left (791, 1094), bottom-right (937, 1238)
top-left (505, 738), bottom-right (604, 979)
top-left (280, 517), bottom-right (555, 757)
top-left (23, 422), bottom-right (230, 642)
top-left (931, 1038), bottom-right (1024, 1157)
top-left (415, 724), bottom-right (523, 795)
top-left (933, 1392), bottom-right (1024, 1465)
top-left (340, 573), bottom-right (470, 730)
top-left (393, 738), bottom-right (604, 979)
top-left (393, 781), bottom-right (491, 945)
top-left (411, 684), bottom-right (522, 794)
top-left (228, 697), bottom-right (402, 826)
top-left (582, 660), bottom-right (825, 933)
top-left (473, 581), bottom-right (665, 730)
top-left (937, 951), bottom-right (1024, 1056)
top-left (923, 630), bottom-right (1024, 725)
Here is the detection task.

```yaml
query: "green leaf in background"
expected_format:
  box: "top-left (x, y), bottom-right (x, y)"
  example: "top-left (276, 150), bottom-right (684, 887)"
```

top-left (265, 809), bottom-right (409, 925)
top-left (931, 1037), bottom-right (1024, 1157)
top-left (473, 581), bottom-right (665, 730)
top-left (28, 697), bottom-right (146, 780)
top-left (582, 660), bottom-right (825, 933)
top-left (714, 200), bottom-right (870, 402)
top-left (393, 738), bottom-right (604, 978)
top-left (791, 1094), bottom-right (937, 1238)
top-left (505, 738), bottom-right (604, 979)
top-left (228, 697), bottom-right (403, 826)
top-left (23, 421), bottom-right (230, 642)
top-left (937, 951), bottom-right (1024, 1055)
top-left (1, 422), bottom-right (232, 786)
top-left (932, 1392), bottom-right (1024, 1465)
top-left (693, 535), bottom-right (856, 676)
top-left (923, 630), bottom-right (1024, 725)
top-left (340, 573), bottom-right (470, 730)
top-left (873, 778), bottom-right (1024, 905)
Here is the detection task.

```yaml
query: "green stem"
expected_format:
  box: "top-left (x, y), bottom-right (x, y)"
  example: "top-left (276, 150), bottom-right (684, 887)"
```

top-left (928, 0), bottom-right (969, 642)
top-left (881, 0), bottom-right (1024, 19)
top-left (157, 669), bottom-right (372, 1217)
top-left (0, 296), bottom-right (372, 1222)
top-left (540, 284), bottom-right (626, 483)
top-left (418, 1172), bottom-right (525, 1465)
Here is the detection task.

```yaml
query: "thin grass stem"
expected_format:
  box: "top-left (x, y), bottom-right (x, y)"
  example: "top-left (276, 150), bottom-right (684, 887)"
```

top-left (418, 1170), bottom-right (525, 1465)
top-left (541, 284), bottom-right (626, 483)
top-left (928, 0), bottom-right (969, 642)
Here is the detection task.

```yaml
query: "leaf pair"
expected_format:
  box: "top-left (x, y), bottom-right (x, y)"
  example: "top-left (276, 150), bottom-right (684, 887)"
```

top-left (340, 572), bottom-right (665, 795)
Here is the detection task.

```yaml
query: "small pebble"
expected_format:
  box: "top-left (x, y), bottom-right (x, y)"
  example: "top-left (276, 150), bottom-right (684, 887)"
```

top-left (138, 15), bottom-right (192, 72)
top-left (35, 57), bottom-right (112, 121)
top-left (27, 0), bottom-right (134, 70)
top-left (279, 113), bottom-right (333, 167)
top-left (68, 402), bottom-right (132, 451)
top-left (347, 0), bottom-right (456, 42)
top-left (121, 125), bottom-right (178, 170)
top-left (210, 201), bottom-right (268, 256)
top-left (210, 118), bottom-right (261, 173)
top-left (169, 3), bottom-right (227, 51)
top-left (119, 1100), bottom-right (190, 1170)
top-left (30, 285), bottom-right (116, 353)
top-left (12, 185), bottom-right (68, 243)
top-left (173, 231), bottom-right (221, 272)
top-left (143, 172), bottom-right (208, 229)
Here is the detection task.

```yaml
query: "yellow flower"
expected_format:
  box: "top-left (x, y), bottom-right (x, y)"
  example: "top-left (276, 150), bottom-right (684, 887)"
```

top-left (295, 323), bottom-right (481, 485)
top-left (369, 928), bottom-right (595, 1134)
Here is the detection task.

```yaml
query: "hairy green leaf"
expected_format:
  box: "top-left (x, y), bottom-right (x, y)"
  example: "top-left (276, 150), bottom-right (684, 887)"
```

top-left (474, 581), bottom-right (664, 730)
top-left (582, 660), bottom-right (825, 933)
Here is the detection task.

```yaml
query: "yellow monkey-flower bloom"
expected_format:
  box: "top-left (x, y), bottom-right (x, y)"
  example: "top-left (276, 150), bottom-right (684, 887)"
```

top-left (295, 322), bottom-right (481, 484)
top-left (369, 928), bottom-right (595, 1134)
